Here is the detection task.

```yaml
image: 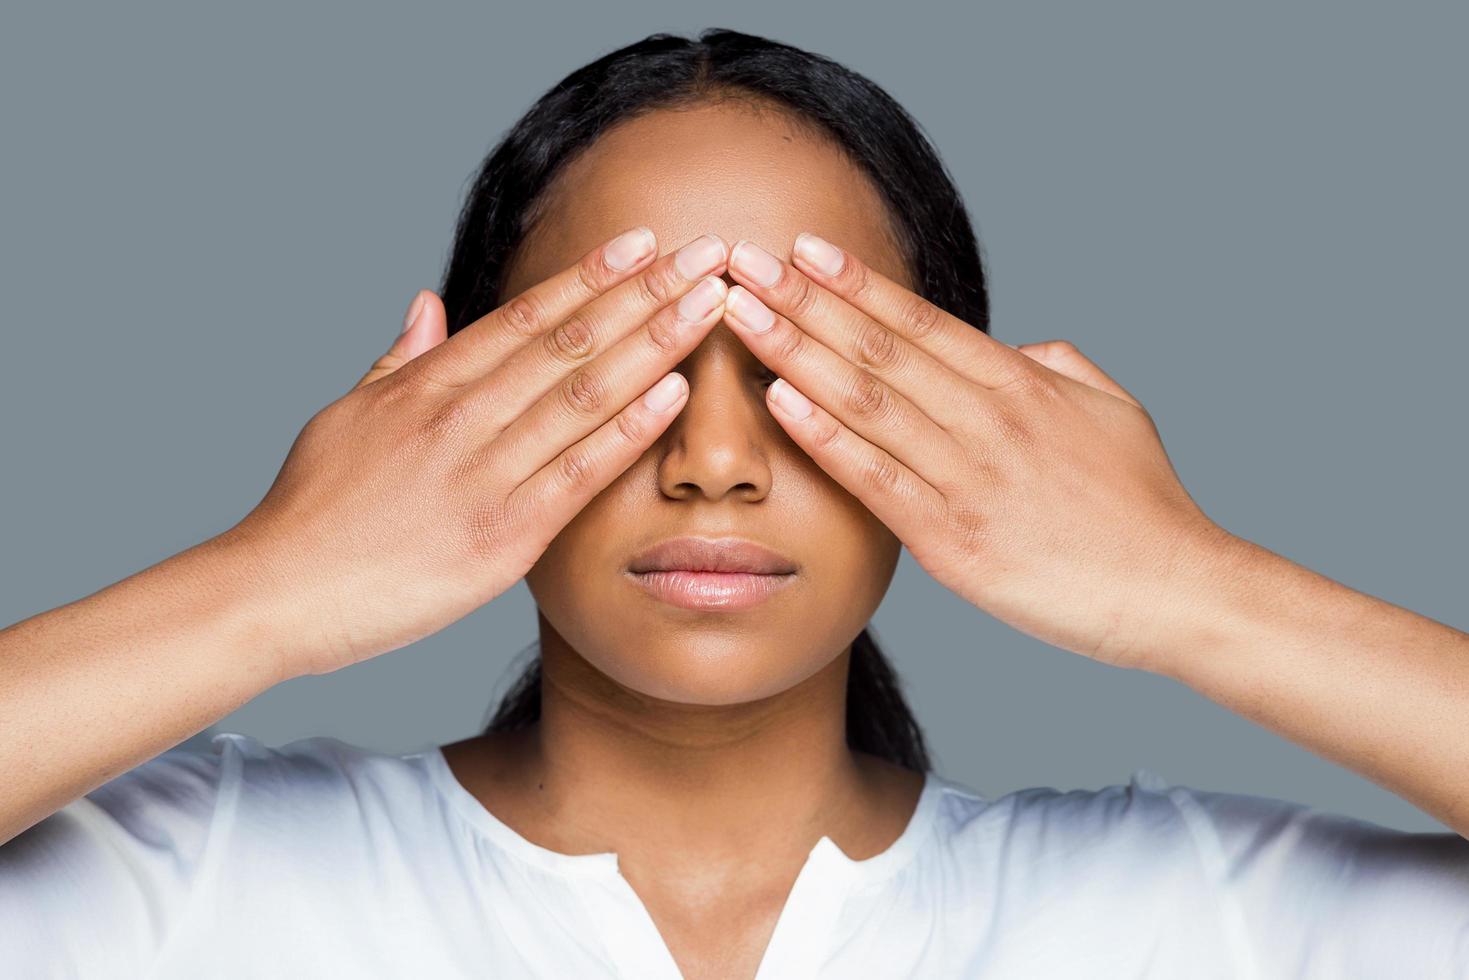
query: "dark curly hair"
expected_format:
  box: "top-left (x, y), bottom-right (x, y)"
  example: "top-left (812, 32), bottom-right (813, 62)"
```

top-left (439, 28), bottom-right (992, 773)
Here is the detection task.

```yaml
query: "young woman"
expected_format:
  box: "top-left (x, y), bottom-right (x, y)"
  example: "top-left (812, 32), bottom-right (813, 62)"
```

top-left (3, 28), bottom-right (1467, 979)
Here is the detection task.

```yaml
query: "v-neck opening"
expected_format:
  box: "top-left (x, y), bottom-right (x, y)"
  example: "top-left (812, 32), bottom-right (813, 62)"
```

top-left (421, 745), bottom-right (941, 883)
top-left (418, 745), bottom-right (945, 978)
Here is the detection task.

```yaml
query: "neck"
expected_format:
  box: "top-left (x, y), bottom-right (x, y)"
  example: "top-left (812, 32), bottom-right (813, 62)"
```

top-left (444, 618), bottom-right (928, 881)
top-left (521, 623), bottom-right (869, 868)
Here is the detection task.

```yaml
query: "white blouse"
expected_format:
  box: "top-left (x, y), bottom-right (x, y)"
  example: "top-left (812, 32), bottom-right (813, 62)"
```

top-left (3, 730), bottom-right (1467, 978)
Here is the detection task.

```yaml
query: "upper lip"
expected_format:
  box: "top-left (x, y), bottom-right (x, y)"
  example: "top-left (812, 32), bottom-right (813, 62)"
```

top-left (627, 536), bottom-right (798, 575)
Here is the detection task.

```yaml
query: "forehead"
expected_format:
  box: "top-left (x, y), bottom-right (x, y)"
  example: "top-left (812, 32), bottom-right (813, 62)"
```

top-left (501, 99), bottom-right (911, 296)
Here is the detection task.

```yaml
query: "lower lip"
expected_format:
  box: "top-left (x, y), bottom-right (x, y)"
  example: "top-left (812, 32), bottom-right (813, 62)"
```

top-left (625, 570), bottom-right (797, 611)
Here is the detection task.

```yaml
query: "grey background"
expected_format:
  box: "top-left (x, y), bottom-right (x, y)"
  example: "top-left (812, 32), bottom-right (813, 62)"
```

top-left (2, 1), bottom-right (1465, 833)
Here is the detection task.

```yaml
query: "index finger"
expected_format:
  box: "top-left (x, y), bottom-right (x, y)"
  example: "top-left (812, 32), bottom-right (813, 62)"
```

top-left (420, 225), bottom-right (659, 389)
top-left (789, 232), bottom-right (1031, 390)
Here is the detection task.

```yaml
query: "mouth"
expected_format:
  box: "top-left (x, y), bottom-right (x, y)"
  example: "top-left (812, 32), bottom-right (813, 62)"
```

top-left (624, 569), bottom-right (797, 611)
top-left (625, 536), bottom-right (799, 611)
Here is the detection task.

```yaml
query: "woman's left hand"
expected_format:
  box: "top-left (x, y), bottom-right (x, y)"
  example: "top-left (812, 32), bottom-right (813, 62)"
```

top-left (721, 233), bottom-right (1245, 671)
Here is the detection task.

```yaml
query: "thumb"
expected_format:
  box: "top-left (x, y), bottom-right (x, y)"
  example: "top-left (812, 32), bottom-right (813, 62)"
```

top-left (353, 289), bottom-right (448, 391)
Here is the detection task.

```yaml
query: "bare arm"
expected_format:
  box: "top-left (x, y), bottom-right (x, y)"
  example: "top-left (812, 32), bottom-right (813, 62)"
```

top-left (1138, 531), bottom-right (1469, 840)
top-left (0, 527), bottom-right (293, 846)
top-left (0, 227), bottom-right (734, 848)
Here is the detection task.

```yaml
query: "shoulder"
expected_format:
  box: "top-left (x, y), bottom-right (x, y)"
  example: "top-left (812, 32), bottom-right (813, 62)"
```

top-left (930, 767), bottom-right (1194, 846)
top-left (925, 768), bottom-right (1469, 973)
top-left (186, 730), bottom-right (443, 831)
top-left (54, 729), bottom-right (446, 872)
top-left (6, 731), bottom-right (431, 863)
top-left (0, 731), bottom-right (406, 973)
top-left (929, 765), bottom-right (1469, 875)
top-left (925, 767), bottom-right (1207, 889)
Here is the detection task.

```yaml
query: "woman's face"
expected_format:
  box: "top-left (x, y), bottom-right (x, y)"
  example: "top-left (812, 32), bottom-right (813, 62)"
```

top-left (508, 100), bottom-right (912, 706)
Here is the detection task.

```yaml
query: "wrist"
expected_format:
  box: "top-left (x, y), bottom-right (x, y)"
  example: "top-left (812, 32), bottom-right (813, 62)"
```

top-left (177, 522), bottom-right (316, 686)
top-left (1121, 521), bottom-right (1276, 678)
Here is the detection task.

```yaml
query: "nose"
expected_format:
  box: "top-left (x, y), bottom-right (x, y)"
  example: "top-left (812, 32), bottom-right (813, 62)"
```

top-left (655, 339), bottom-right (775, 503)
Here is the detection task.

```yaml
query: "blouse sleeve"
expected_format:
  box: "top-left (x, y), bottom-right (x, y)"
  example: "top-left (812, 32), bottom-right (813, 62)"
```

top-left (1159, 775), bottom-right (1469, 976)
top-left (0, 742), bottom-right (232, 977)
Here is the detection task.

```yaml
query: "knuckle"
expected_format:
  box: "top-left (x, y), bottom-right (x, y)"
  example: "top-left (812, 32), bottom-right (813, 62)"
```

top-left (614, 406), bottom-right (647, 446)
top-left (808, 416), bottom-right (843, 452)
top-left (1014, 365), bottom-right (1061, 403)
top-left (844, 258), bottom-right (876, 301)
top-left (900, 293), bottom-right (943, 342)
top-left (575, 253), bottom-right (608, 297)
top-left (545, 314), bottom-right (597, 363)
top-left (555, 446), bottom-right (598, 494)
top-left (844, 371), bottom-right (891, 421)
top-left (633, 268), bottom-right (678, 309)
top-left (771, 322), bottom-right (807, 365)
top-left (421, 396), bottom-right (473, 441)
top-left (560, 368), bottom-right (608, 418)
top-left (785, 274), bottom-right (822, 321)
top-left (950, 501), bottom-right (991, 554)
top-left (645, 310), bottom-right (682, 356)
top-left (855, 321), bottom-right (901, 373)
top-left (989, 404), bottom-right (1037, 452)
top-left (500, 293), bottom-right (549, 340)
top-left (858, 451), bottom-right (900, 496)
top-left (1136, 401), bottom-right (1159, 431)
top-left (956, 441), bottom-right (1004, 491)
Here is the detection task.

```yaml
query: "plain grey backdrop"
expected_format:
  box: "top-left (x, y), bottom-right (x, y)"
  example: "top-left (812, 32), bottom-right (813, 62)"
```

top-left (2, 1), bottom-right (1464, 833)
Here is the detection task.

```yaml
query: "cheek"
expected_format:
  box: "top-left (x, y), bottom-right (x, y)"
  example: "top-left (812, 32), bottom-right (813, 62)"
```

top-left (800, 495), bottom-right (902, 637)
top-left (523, 483), bottom-right (624, 611)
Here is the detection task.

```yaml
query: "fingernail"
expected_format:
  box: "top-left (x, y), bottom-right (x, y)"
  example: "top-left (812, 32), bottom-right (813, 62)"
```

top-left (677, 276), bottom-right (726, 323)
top-left (674, 234), bottom-right (727, 281)
top-left (730, 240), bottom-right (782, 287)
top-left (605, 226), bottom-right (656, 271)
top-left (401, 291), bottom-right (426, 335)
top-left (769, 378), bottom-right (812, 421)
top-left (794, 233), bottom-right (845, 277)
top-left (644, 373), bottom-right (686, 413)
top-left (726, 286), bottom-right (775, 333)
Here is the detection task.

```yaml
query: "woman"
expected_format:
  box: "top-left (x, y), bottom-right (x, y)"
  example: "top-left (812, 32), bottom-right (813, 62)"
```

top-left (2, 27), bottom-right (1467, 979)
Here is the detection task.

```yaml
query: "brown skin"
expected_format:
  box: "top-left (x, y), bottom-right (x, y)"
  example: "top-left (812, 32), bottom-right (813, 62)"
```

top-left (439, 101), bottom-right (925, 978)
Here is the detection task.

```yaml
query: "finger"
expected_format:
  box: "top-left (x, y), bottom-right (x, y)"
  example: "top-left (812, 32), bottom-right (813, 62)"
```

top-left (760, 373), bottom-right (945, 546)
top-left (723, 283), bottom-right (957, 489)
top-left (353, 289), bottom-right (449, 392)
top-left (725, 239), bottom-right (982, 433)
top-left (785, 231), bottom-right (1030, 390)
top-left (509, 370), bottom-right (690, 537)
top-left (498, 275), bottom-right (728, 485)
top-left (408, 224), bottom-right (662, 389)
top-left (1016, 340), bottom-right (1143, 408)
top-left (458, 233), bottom-right (728, 441)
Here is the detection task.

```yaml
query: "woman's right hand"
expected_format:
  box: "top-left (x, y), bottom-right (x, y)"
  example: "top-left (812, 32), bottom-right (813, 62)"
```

top-left (222, 227), bottom-right (731, 679)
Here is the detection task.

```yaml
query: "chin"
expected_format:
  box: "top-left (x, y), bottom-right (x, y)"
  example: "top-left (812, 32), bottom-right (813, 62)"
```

top-left (589, 639), bottom-right (835, 707)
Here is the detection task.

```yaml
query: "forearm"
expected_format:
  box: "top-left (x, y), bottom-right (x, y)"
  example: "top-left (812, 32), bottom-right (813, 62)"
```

top-left (0, 528), bottom-right (293, 846)
top-left (1144, 531), bottom-right (1469, 838)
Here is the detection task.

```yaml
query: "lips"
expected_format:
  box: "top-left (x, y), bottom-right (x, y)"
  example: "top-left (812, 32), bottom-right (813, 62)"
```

top-left (626, 536), bottom-right (798, 575)
top-left (625, 537), bottom-right (799, 611)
